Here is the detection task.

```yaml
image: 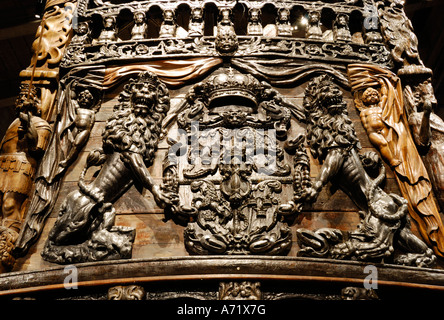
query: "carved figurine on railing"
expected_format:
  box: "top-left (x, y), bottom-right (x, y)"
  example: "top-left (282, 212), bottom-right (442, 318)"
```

top-left (296, 74), bottom-right (436, 267)
top-left (159, 10), bottom-right (177, 38)
top-left (247, 8), bottom-right (263, 36)
top-left (131, 11), bottom-right (147, 40)
top-left (0, 85), bottom-right (51, 271)
top-left (188, 7), bottom-right (204, 37)
top-left (41, 71), bottom-right (178, 264)
top-left (348, 64), bottom-right (444, 258)
top-left (94, 15), bottom-right (119, 44)
top-left (277, 8), bottom-right (292, 37)
top-left (71, 21), bottom-right (91, 46)
top-left (306, 10), bottom-right (322, 40)
top-left (333, 13), bottom-right (351, 42)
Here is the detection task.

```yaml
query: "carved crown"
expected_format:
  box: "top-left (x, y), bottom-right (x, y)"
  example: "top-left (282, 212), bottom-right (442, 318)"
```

top-left (199, 69), bottom-right (263, 109)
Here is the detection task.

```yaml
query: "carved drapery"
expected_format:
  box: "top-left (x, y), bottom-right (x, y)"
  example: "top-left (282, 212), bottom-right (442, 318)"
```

top-left (296, 74), bottom-right (435, 267)
top-left (348, 64), bottom-right (444, 257)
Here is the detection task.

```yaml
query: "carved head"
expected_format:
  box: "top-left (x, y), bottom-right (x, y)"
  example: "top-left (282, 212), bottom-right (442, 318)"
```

top-left (308, 10), bottom-right (321, 24)
top-left (191, 7), bottom-right (203, 20)
top-left (361, 87), bottom-right (381, 106)
top-left (15, 83), bottom-right (40, 115)
top-left (134, 11), bottom-right (146, 24)
top-left (416, 79), bottom-right (437, 111)
top-left (163, 10), bottom-right (175, 22)
top-left (335, 13), bottom-right (349, 27)
top-left (249, 9), bottom-right (261, 22)
top-left (278, 8), bottom-right (290, 22)
top-left (77, 89), bottom-right (95, 109)
top-left (130, 81), bottom-right (157, 117)
top-left (317, 83), bottom-right (347, 114)
top-left (77, 22), bottom-right (89, 35)
top-left (103, 16), bottom-right (116, 29)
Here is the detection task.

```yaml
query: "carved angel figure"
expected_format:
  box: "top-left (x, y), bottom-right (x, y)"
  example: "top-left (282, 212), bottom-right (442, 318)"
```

top-left (348, 64), bottom-right (444, 258)
top-left (41, 71), bottom-right (178, 264)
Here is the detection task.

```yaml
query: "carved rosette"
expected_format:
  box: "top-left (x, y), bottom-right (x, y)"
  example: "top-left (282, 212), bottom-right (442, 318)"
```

top-left (164, 69), bottom-right (309, 255)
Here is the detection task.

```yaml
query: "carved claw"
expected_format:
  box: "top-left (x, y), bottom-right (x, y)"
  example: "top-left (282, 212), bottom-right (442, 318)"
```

top-left (151, 185), bottom-right (179, 208)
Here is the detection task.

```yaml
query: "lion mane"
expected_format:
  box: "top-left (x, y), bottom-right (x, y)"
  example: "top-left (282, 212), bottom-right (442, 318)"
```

top-left (101, 71), bottom-right (170, 167)
top-left (303, 75), bottom-right (360, 162)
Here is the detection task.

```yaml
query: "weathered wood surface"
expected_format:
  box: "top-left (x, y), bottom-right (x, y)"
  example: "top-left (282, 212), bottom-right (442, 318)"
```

top-left (13, 72), bottom-right (437, 272)
top-left (5, 256), bottom-right (444, 298)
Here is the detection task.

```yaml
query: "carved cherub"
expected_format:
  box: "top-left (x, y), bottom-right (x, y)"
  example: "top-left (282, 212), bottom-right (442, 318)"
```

top-left (58, 87), bottom-right (97, 170)
top-left (359, 87), bottom-right (401, 167)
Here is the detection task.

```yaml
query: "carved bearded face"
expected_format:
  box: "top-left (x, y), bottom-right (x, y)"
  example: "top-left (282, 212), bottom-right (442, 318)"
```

top-left (130, 81), bottom-right (157, 116)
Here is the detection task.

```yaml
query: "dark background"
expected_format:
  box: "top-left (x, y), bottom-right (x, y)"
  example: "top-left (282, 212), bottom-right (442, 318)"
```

top-left (0, 0), bottom-right (442, 135)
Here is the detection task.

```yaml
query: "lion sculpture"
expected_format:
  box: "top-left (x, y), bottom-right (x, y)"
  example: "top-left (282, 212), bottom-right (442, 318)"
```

top-left (42, 71), bottom-right (178, 264)
top-left (296, 75), bottom-right (436, 267)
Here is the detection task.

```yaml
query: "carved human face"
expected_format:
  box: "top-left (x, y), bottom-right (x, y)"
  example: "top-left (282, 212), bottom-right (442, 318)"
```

top-left (309, 12), bottom-right (320, 23)
top-left (164, 10), bottom-right (174, 22)
top-left (77, 90), bottom-right (94, 109)
top-left (250, 10), bottom-right (259, 22)
top-left (134, 12), bottom-right (145, 24)
top-left (192, 8), bottom-right (202, 20)
top-left (362, 88), bottom-right (380, 106)
top-left (221, 105), bottom-right (250, 127)
top-left (104, 17), bottom-right (115, 29)
top-left (337, 14), bottom-right (348, 26)
top-left (78, 22), bottom-right (89, 35)
top-left (279, 9), bottom-right (289, 22)
top-left (130, 81), bottom-right (156, 116)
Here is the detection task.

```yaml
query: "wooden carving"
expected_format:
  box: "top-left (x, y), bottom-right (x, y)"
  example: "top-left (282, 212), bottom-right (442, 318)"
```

top-left (41, 71), bottom-right (177, 264)
top-left (20, 1), bottom-right (77, 120)
top-left (164, 69), bottom-right (307, 255)
top-left (0, 85), bottom-right (51, 271)
top-left (348, 63), bottom-right (444, 258)
top-left (296, 74), bottom-right (435, 267)
top-left (403, 72), bottom-right (444, 214)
